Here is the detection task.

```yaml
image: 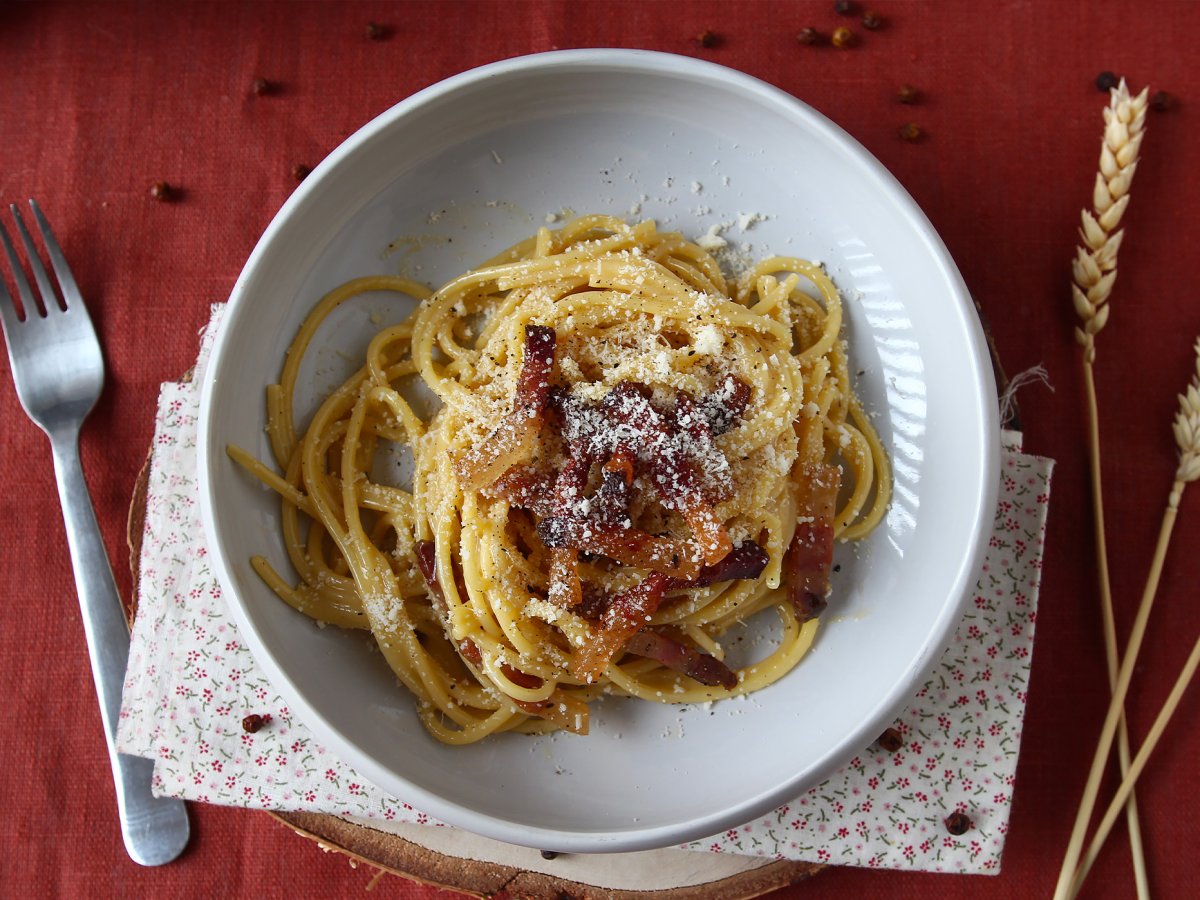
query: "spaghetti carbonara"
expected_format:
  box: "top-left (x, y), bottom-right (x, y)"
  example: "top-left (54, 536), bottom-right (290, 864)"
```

top-left (230, 214), bottom-right (890, 745)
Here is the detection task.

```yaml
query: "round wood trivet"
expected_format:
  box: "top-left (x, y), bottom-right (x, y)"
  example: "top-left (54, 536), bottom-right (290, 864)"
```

top-left (125, 333), bottom-right (1018, 898)
top-left (126, 428), bottom-right (821, 899)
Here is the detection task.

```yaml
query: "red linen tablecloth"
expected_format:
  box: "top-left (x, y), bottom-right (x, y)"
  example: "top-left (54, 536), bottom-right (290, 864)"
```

top-left (1, 2), bottom-right (1197, 897)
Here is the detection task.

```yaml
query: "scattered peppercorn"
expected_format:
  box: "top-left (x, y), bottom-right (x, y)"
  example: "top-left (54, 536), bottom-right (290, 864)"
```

top-left (149, 181), bottom-right (174, 202)
top-left (898, 121), bottom-right (923, 142)
top-left (877, 726), bottom-right (904, 752)
top-left (696, 29), bottom-right (720, 48)
top-left (944, 811), bottom-right (973, 836)
top-left (1095, 71), bottom-right (1118, 92)
top-left (251, 77), bottom-right (274, 97)
top-left (1150, 90), bottom-right (1174, 112)
top-left (540, 850), bottom-right (558, 860)
top-left (365, 21), bottom-right (387, 40)
top-left (242, 714), bottom-right (265, 733)
top-left (862, 10), bottom-right (884, 29)
top-left (831, 26), bottom-right (855, 48)
top-left (292, 163), bottom-right (312, 181)
top-left (796, 27), bottom-right (823, 45)
top-left (834, 0), bottom-right (857, 14)
top-left (897, 83), bottom-right (920, 104)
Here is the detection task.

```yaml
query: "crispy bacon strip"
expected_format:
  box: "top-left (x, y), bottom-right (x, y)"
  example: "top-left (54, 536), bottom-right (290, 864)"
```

top-left (613, 540), bottom-right (766, 690)
top-left (672, 390), bottom-right (711, 444)
top-left (574, 584), bottom-right (611, 622)
top-left (573, 571), bottom-right (672, 682)
top-left (591, 447), bottom-right (635, 527)
top-left (452, 325), bottom-right (556, 492)
top-left (548, 548), bottom-right (582, 608)
top-left (457, 636), bottom-right (484, 667)
top-left (603, 382), bottom-right (732, 566)
top-left (415, 541), bottom-right (485, 669)
top-left (458, 636), bottom-right (589, 734)
top-left (537, 515), bottom-right (701, 579)
top-left (542, 448), bottom-right (595, 606)
top-left (702, 375), bottom-right (751, 436)
top-left (499, 663), bottom-right (541, 689)
top-left (603, 446), bottom-right (636, 484)
top-left (672, 390), bottom-right (733, 504)
top-left (784, 463), bottom-right (841, 622)
top-left (624, 630), bottom-right (738, 689)
top-left (510, 690), bottom-right (590, 734)
top-left (671, 540), bottom-right (770, 590)
top-left (481, 465), bottom-right (556, 516)
top-left (415, 540), bottom-right (447, 612)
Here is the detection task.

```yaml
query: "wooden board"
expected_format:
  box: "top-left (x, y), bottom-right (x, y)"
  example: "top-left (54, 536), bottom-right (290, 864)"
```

top-left (125, 334), bottom-right (1017, 897)
top-left (125, 397), bottom-right (822, 900)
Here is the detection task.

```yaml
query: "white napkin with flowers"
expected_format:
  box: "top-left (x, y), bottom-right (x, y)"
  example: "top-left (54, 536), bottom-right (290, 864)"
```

top-left (118, 305), bottom-right (1054, 873)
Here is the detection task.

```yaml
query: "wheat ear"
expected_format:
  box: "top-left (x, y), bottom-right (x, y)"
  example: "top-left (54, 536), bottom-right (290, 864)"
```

top-left (1072, 79), bottom-right (1149, 364)
top-left (1060, 77), bottom-right (1152, 900)
top-left (1062, 339), bottom-right (1200, 898)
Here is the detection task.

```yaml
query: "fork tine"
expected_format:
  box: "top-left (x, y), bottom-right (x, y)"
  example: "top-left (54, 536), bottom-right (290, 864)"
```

top-left (11, 203), bottom-right (59, 314)
top-left (0, 224), bottom-right (21, 333)
top-left (28, 200), bottom-right (84, 310)
top-left (0, 217), bottom-right (37, 321)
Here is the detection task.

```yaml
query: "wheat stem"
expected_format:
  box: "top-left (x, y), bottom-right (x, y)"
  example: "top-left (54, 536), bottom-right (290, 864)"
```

top-left (1082, 362), bottom-right (1148, 896)
top-left (1063, 77), bottom-right (1151, 900)
top-left (1070, 610), bottom-right (1200, 896)
top-left (1051, 489), bottom-right (1175, 900)
top-left (1056, 489), bottom-right (1180, 900)
top-left (1056, 338), bottom-right (1200, 899)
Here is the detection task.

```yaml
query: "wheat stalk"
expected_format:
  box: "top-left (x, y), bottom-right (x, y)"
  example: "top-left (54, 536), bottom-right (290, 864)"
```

top-left (1061, 339), bottom-right (1200, 898)
top-left (1073, 79), bottom-right (1149, 364)
top-left (1059, 77), bottom-right (1152, 900)
top-left (1071, 637), bottom-right (1200, 895)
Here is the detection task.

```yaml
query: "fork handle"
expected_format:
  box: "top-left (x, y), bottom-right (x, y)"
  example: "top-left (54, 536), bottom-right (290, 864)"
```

top-left (50, 429), bottom-right (190, 866)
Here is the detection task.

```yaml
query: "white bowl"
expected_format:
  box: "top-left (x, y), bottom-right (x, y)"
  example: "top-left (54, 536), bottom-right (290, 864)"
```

top-left (199, 49), bottom-right (998, 853)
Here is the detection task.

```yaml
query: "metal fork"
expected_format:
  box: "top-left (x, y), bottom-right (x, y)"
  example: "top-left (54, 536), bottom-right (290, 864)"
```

top-left (0, 201), bottom-right (190, 866)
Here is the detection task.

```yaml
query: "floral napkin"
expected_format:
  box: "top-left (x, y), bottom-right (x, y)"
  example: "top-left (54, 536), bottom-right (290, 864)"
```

top-left (118, 305), bottom-right (1054, 874)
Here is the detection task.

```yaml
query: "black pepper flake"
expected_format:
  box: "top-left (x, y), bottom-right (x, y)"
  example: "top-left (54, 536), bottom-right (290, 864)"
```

top-left (149, 181), bottom-right (175, 202)
top-left (292, 163), bottom-right (312, 181)
top-left (696, 29), bottom-right (720, 48)
top-left (365, 21), bottom-right (388, 40)
top-left (897, 83), bottom-right (920, 105)
top-left (898, 121), bottom-right (924, 142)
top-left (251, 77), bottom-right (274, 97)
top-left (834, 0), bottom-right (857, 14)
top-left (944, 811), bottom-right (973, 836)
top-left (540, 850), bottom-right (559, 860)
top-left (1095, 71), bottom-right (1118, 92)
top-left (831, 26), bottom-right (855, 48)
top-left (242, 714), bottom-right (265, 733)
top-left (796, 27), bottom-right (823, 45)
top-left (1150, 90), bottom-right (1174, 112)
top-left (877, 726), bottom-right (903, 752)
top-left (862, 10), bottom-right (884, 29)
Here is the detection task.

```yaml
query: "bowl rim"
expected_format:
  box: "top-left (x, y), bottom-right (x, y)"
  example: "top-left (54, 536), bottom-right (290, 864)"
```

top-left (198, 47), bottom-right (999, 853)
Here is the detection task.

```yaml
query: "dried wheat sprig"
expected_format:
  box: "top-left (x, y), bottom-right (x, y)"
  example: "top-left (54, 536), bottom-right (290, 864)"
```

top-left (1063, 77), bottom-right (1152, 900)
top-left (1070, 340), bottom-right (1200, 897)
top-left (1054, 339), bottom-right (1200, 900)
top-left (1071, 634), bottom-right (1200, 895)
top-left (1073, 79), bottom-right (1149, 364)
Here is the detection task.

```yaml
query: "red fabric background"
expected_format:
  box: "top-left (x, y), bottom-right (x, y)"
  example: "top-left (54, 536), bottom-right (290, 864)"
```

top-left (1, 2), bottom-right (1197, 897)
